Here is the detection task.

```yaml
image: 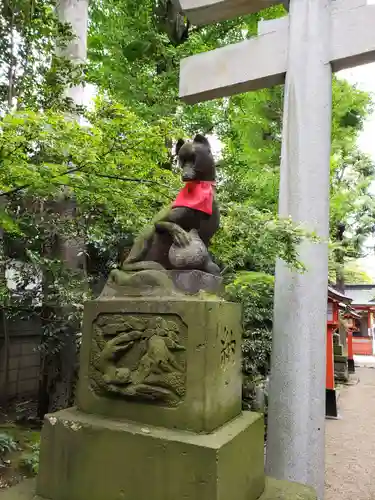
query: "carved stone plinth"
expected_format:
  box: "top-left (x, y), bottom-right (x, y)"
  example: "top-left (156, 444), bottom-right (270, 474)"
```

top-left (77, 297), bottom-right (242, 433)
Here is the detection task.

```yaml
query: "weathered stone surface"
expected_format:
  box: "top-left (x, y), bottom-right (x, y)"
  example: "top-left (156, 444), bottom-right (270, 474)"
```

top-left (334, 344), bottom-right (343, 356)
top-left (258, 477), bottom-right (317, 500)
top-left (338, 322), bottom-right (348, 355)
top-left (333, 333), bottom-right (345, 357)
top-left (90, 314), bottom-right (187, 407)
top-left (0, 476), bottom-right (318, 500)
top-left (168, 229), bottom-right (208, 268)
top-left (36, 408), bottom-right (265, 500)
top-left (100, 269), bottom-right (179, 298)
top-left (334, 354), bottom-right (349, 383)
top-left (100, 269), bottom-right (222, 298)
top-left (332, 333), bottom-right (340, 346)
top-left (334, 354), bottom-right (348, 364)
top-left (168, 269), bottom-right (223, 295)
top-left (77, 297), bottom-right (242, 433)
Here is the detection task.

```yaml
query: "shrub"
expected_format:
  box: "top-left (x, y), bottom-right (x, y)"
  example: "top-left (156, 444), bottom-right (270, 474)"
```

top-left (225, 271), bottom-right (274, 410)
top-left (0, 432), bottom-right (17, 457)
top-left (19, 443), bottom-right (40, 476)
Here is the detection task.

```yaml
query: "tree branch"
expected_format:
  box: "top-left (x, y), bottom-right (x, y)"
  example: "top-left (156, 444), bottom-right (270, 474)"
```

top-left (93, 173), bottom-right (172, 189)
top-left (0, 141), bottom-right (119, 197)
top-left (0, 165), bottom-right (85, 197)
top-left (0, 138), bottom-right (176, 200)
top-left (51, 177), bottom-right (173, 201)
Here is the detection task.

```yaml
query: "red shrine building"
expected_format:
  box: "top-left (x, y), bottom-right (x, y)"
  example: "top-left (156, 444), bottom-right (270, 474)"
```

top-left (345, 284), bottom-right (375, 356)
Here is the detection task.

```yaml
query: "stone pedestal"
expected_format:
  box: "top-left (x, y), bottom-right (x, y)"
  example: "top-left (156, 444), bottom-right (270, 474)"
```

top-left (76, 298), bottom-right (242, 433)
top-left (37, 408), bottom-right (265, 500)
top-left (334, 354), bottom-right (349, 382)
top-left (0, 296), bottom-right (317, 500)
top-left (333, 333), bottom-right (348, 382)
top-left (334, 344), bottom-right (343, 356)
top-left (338, 323), bottom-right (348, 356)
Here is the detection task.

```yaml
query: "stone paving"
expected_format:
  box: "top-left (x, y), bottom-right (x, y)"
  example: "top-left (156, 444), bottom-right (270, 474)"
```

top-left (325, 363), bottom-right (375, 500)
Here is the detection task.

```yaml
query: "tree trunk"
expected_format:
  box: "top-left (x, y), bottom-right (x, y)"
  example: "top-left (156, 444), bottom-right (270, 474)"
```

top-left (7, 6), bottom-right (15, 108)
top-left (335, 223), bottom-right (346, 293)
top-left (57, 0), bottom-right (89, 107)
top-left (53, 0), bottom-right (88, 411)
top-left (38, 199), bottom-right (87, 415)
top-left (0, 307), bottom-right (10, 407)
top-left (335, 266), bottom-right (345, 294)
top-left (0, 198), bottom-right (10, 406)
top-left (38, 1), bottom-right (89, 416)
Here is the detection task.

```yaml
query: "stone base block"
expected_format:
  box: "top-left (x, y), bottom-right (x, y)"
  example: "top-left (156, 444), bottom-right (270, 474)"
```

top-left (348, 358), bottom-right (355, 373)
top-left (100, 270), bottom-right (223, 298)
top-left (334, 344), bottom-right (343, 356)
top-left (334, 354), bottom-right (349, 383)
top-left (325, 388), bottom-right (338, 418)
top-left (259, 478), bottom-right (317, 500)
top-left (0, 477), bottom-right (317, 500)
top-left (35, 408), bottom-right (265, 500)
top-left (78, 297), bottom-right (242, 433)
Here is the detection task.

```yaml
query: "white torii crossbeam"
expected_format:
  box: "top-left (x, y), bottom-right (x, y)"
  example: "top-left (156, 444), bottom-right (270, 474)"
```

top-left (178, 1), bottom-right (375, 500)
top-left (175, 0), bottom-right (287, 25)
top-left (180, 0), bottom-right (375, 103)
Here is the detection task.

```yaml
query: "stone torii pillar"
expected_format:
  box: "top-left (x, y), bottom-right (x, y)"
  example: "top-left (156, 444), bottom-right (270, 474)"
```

top-left (177, 1), bottom-right (375, 498)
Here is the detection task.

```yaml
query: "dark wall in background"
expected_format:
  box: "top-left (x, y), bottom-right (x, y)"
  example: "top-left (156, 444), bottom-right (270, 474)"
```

top-left (0, 315), bottom-right (41, 401)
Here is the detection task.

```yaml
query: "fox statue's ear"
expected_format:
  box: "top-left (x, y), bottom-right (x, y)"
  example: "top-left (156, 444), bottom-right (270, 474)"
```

top-left (193, 134), bottom-right (211, 149)
top-left (175, 138), bottom-right (185, 156)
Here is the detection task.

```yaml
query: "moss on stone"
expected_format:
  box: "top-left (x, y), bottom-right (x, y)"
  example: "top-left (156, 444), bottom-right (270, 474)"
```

top-left (259, 477), bottom-right (317, 500)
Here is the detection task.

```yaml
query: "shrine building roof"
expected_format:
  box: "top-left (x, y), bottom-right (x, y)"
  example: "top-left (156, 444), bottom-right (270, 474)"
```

top-left (327, 285), bottom-right (352, 304)
top-left (344, 284), bottom-right (375, 306)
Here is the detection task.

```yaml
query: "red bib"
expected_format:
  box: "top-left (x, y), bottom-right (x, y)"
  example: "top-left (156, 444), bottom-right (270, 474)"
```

top-left (172, 181), bottom-right (215, 215)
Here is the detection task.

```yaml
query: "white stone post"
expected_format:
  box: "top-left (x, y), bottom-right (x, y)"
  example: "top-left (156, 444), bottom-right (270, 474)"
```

top-left (265, 1), bottom-right (331, 499)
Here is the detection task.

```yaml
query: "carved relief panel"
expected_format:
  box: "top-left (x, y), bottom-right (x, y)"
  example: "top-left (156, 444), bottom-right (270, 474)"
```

top-left (89, 314), bottom-right (187, 407)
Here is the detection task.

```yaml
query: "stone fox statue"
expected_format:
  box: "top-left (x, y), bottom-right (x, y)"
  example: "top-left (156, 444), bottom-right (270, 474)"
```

top-left (122, 134), bottom-right (220, 276)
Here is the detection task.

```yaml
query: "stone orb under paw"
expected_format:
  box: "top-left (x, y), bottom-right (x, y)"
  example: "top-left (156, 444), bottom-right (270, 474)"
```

top-left (169, 230), bottom-right (208, 269)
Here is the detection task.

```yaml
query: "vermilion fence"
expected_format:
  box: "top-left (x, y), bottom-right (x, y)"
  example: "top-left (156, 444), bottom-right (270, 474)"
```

top-left (353, 337), bottom-right (373, 356)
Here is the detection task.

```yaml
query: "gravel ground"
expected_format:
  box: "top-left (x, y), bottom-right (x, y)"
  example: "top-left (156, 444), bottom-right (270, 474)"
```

top-left (325, 365), bottom-right (375, 500)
